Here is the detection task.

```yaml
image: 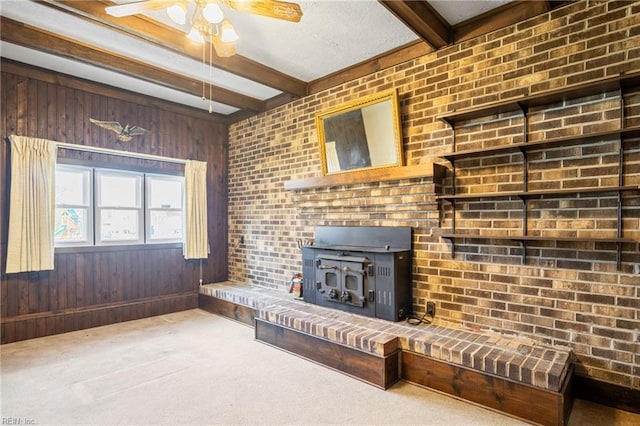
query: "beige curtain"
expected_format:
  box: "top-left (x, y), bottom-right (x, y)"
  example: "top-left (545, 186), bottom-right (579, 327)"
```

top-left (183, 160), bottom-right (209, 259)
top-left (6, 135), bottom-right (57, 273)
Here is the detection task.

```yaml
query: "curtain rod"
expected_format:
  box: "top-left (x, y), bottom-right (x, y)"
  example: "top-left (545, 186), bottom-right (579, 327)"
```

top-left (55, 141), bottom-right (188, 165)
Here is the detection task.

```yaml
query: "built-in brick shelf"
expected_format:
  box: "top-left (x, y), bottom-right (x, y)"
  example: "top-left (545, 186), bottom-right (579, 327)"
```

top-left (199, 281), bottom-right (575, 426)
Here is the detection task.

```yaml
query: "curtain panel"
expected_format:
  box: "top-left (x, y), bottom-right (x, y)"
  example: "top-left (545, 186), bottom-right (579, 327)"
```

top-left (6, 135), bottom-right (57, 273)
top-left (183, 160), bottom-right (209, 259)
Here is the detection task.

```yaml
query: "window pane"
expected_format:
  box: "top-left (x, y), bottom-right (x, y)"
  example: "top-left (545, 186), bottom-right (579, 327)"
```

top-left (55, 166), bottom-right (184, 248)
top-left (54, 208), bottom-right (88, 242)
top-left (98, 173), bottom-right (141, 207)
top-left (56, 168), bottom-right (89, 205)
top-left (100, 210), bottom-right (139, 241)
top-left (148, 177), bottom-right (183, 209)
top-left (149, 210), bottom-right (183, 241)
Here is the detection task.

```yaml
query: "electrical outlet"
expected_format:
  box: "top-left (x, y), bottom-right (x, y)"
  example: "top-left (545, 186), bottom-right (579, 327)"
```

top-left (426, 301), bottom-right (436, 317)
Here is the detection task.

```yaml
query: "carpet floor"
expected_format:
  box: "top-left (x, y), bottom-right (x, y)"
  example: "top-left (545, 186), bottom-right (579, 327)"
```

top-left (1, 309), bottom-right (638, 425)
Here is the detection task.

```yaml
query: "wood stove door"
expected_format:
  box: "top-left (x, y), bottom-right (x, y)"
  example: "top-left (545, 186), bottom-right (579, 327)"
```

top-left (341, 261), bottom-right (366, 307)
top-left (315, 256), bottom-right (375, 317)
top-left (316, 258), bottom-right (342, 303)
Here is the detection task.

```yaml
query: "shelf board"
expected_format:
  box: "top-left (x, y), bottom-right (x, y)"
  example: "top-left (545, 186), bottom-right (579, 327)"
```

top-left (436, 185), bottom-right (640, 201)
top-left (438, 71), bottom-right (640, 125)
top-left (441, 234), bottom-right (640, 244)
top-left (284, 164), bottom-right (432, 191)
top-left (440, 233), bottom-right (637, 244)
top-left (442, 126), bottom-right (640, 162)
top-left (437, 190), bottom-right (522, 201)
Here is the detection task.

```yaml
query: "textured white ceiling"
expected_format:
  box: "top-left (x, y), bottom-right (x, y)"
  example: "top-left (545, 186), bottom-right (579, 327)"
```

top-left (0, 0), bottom-right (512, 114)
top-left (1, 1), bottom-right (280, 99)
top-left (227, 0), bottom-right (421, 81)
top-left (431, 0), bottom-right (512, 24)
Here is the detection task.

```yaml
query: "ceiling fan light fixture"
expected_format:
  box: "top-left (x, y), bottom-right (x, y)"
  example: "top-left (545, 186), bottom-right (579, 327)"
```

top-left (220, 19), bottom-right (239, 43)
top-left (187, 27), bottom-right (205, 43)
top-left (202, 2), bottom-right (224, 24)
top-left (166, 2), bottom-right (187, 25)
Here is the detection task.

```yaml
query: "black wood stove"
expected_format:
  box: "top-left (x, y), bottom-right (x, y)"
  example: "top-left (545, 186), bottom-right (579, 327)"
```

top-left (301, 226), bottom-right (411, 321)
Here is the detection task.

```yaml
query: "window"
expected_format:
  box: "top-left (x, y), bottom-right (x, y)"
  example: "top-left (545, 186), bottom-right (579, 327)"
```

top-left (96, 169), bottom-right (143, 244)
top-left (54, 165), bottom-right (184, 247)
top-left (55, 165), bottom-right (92, 246)
top-left (146, 174), bottom-right (184, 242)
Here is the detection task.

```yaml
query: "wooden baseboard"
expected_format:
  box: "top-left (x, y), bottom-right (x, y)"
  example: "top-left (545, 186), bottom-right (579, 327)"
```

top-left (402, 351), bottom-right (573, 426)
top-left (255, 318), bottom-right (400, 389)
top-left (1, 292), bottom-right (198, 344)
top-left (573, 375), bottom-right (640, 414)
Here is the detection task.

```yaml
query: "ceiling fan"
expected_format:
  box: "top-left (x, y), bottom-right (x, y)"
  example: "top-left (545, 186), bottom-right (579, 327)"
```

top-left (105, 0), bottom-right (303, 57)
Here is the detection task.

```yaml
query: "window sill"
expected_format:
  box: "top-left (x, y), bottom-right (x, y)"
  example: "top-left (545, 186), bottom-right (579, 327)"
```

top-left (55, 243), bottom-right (182, 254)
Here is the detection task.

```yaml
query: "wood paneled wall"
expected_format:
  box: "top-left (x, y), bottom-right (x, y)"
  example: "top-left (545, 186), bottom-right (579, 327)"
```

top-left (1, 60), bottom-right (229, 343)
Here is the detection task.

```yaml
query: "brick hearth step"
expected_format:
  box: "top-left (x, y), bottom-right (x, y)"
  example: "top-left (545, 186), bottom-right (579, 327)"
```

top-left (199, 281), bottom-right (574, 426)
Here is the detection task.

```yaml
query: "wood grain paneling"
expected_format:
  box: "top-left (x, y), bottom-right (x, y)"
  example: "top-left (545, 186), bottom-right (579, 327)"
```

top-left (402, 351), bottom-right (573, 426)
top-left (198, 294), bottom-right (256, 326)
top-left (1, 60), bottom-right (228, 343)
top-left (255, 318), bottom-right (401, 390)
top-left (573, 375), bottom-right (640, 415)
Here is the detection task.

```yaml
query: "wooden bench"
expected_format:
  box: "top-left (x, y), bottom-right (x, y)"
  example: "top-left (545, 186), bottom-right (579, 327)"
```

top-left (200, 281), bottom-right (574, 426)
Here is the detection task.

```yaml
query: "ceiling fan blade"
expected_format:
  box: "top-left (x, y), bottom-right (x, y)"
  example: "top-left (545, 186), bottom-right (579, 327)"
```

top-left (212, 35), bottom-right (237, 58)
top-left (105, 0), bottom-right (176, 18)
top-left (223, 0), bottom-right (303, 23)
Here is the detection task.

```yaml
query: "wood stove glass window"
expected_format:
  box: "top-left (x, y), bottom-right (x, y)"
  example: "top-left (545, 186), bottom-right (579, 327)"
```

top-left (325, 271), bottom-right (338, 288)
top-left (345, 275), bottom-right (358, 290)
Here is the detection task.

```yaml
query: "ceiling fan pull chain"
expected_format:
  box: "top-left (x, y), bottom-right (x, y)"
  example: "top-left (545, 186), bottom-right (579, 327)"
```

top-left (201, 40), bottom-right (206, 101)
top-left (209, 35), bottom-right (214, 113)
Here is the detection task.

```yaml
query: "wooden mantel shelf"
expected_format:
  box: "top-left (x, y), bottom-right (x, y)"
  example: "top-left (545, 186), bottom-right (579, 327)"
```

top-left (284, 164), bottom-right (433, 191)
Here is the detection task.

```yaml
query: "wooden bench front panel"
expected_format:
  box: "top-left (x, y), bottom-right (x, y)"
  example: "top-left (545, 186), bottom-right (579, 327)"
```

top-left (255, 318), bottom-right (400, 389)
top-left (198, 294), bottom-right (256, 326)
top-left (402, 351), bottom-right (573, 426)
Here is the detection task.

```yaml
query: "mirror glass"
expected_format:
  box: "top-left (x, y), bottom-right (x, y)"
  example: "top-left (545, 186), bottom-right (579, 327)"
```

top-left (316, 88), bottom-right (403, 175)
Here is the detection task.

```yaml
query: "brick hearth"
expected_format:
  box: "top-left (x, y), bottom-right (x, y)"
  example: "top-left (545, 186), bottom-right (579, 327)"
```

top-left (200, 281), bottom-right (573, 393)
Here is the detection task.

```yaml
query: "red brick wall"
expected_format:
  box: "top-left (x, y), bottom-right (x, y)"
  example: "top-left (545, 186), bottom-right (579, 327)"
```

top-left (229, 1), bottom-right (640, 389)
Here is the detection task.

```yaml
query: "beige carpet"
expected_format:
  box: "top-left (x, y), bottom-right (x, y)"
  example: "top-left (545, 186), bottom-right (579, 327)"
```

top-left (1, 309), bottom-right (638, 425)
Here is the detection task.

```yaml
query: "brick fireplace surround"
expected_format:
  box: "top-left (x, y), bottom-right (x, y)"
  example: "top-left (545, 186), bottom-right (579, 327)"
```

top-left (200, 281), bottom-right (574, 425)
top-left (227, 0), bottom-right (640, 415)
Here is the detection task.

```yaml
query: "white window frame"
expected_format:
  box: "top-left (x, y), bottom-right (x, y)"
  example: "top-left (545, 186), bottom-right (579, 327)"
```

top-left (145, 173), bottom-right (184, 244)
top-left (54, 164), bottom-right (184, 249)
top-left (54, 164), bottom-right (93, 247)
top-left (95, 169), bottom-right (144, 246)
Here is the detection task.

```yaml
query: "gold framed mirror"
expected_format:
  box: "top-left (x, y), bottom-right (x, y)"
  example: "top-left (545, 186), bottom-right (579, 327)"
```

top-left (316, 88), bottom-right (404, 175)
